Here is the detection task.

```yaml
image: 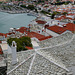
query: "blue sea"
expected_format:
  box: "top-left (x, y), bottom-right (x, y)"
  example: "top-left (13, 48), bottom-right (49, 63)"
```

top-left (0, 12), bottom-right (36, 33)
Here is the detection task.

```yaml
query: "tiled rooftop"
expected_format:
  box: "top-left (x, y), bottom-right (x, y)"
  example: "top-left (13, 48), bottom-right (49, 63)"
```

top-left (26, 46), bottom-right (33, 50)
top-left (7, 32), bottom-right (75, 75)
top-left (0, 56), bottom-right (6, 67)
top-left (0, 33), bottom-right (7, 38)
top-left (47, 25), bottom-right (67, 34)
top-left (36, 20), bottom-right (47, 24)
top-left (16, 27), bottom-right (52, 41)
top-left (0, 47), bottom-right (3, 54)
top-left (47, 23), bottom-right (75, 34)
top-left (7, 50), bottom-right (35, 72)
top-left (38, 32), bottom-right (73, 48)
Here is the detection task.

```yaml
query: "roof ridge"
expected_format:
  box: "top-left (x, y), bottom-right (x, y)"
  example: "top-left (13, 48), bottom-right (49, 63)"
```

top-left (36, 51), bottom-right (69, 72)
top-left (27, 53), bottom-right (36, 75)
top-left (36, 34), bottom-right (75, 51)
top-left (7, 54), bottom-right (34, 75)
top-left (35, 34), bottom-right (75, 72)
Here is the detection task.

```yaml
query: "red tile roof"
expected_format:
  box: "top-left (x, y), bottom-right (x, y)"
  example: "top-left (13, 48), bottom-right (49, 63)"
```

top-left (47, 25), bottom-right (67, 34)
top-left (0, 33), bottom-right (7, 38)
top-left (55, 15), bottom-right (66, 20)
top-left (26, 32), bottom-right (44, 38)
top-left (26, 46), bottom-right (33, 50)
top-left (39, 36), bottom-right (52, 41)
top-left (36, 20), bottom-right (47, 24)
top-left (0, 41), bottom-right (2, 43)
top-left (55, 15), bottom-right (74, 20)
top-left (47, 23), bottom-right (75, 34)
top-left (65, 23), bottom-right (75, 32)
top-left (16, 27), bottom-right (29, 34)
top-left (44, 25), bottom-right (49, 28)
top-left (7, 32), bottom-right (15, 35)
top-left (17, 27), bottom-right (52, 41)
top-left (26, 31), bottom-right (52, 41)
top-left (68, 13), bottom-right (75, 16)
top-left (0, 47), bottom-right (3, 55)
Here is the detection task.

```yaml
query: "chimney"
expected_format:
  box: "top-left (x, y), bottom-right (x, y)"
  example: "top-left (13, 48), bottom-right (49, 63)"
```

top-left (11, 41), bottom-right (18, 65)
top-left (24, 31), bottom-right (26, 35)
top-left (63, 25), bottom-right (66, 27)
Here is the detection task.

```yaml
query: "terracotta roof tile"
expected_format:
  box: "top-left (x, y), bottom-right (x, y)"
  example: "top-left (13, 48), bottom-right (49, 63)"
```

top-left (26, 46), bottom-right (33, 50)
top-left (0, 47), bottom-right (3, 55)
top-left (0, 41), bottom-right (2, 43)
top-left (16, 27), bottom-right (52, 41)
top-left (0, 33), bottom-right (7, 38)
top-left (25, 31), bottom-right (46, 40)
top-left (36, 20), bottom-right (47, 24)
top-left (47, 23), bottom-right (75, 34)
top-left (47, 25), bottom-right (67, 34)
top-left (39, 36), bottom-right (52, 41)
top-left (16, 27), bottom-right (29, 34)
top-left (65, 23), bottom-right (75, 32)
top-left (55, 15), bottom-right (74, 20)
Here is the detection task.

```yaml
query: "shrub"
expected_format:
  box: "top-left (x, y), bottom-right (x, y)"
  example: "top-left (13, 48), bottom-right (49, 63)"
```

top-left (7, 36), bottom-right (33, 52)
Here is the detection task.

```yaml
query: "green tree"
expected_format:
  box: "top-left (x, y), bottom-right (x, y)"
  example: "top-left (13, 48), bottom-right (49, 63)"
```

top-left (53, 11), bottom-right (57, 15)
top-left (0, 2), bottom-right (2, 4)
top-left (35, 8), bottom-right (38, 13)
top-left (62, 12), bottom-right (68, 15)
top-left (48, 9), bottom-right (51, 12)
top-left (20, 5), bottom-right (35, 10)
top-left (44, 5), bottom-right (49, 7)
top-left (51, 14), bottom-right (55, 19)
top-left (20, 5), bottom-right (26, 8)
top-left (27, 5), bottom-right (35, 10)
top-left (7, 36), bottom-right (32, 52)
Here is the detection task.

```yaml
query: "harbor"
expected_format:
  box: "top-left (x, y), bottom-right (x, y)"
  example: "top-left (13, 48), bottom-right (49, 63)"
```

top-left (0, 11), bottom-right (36, 33)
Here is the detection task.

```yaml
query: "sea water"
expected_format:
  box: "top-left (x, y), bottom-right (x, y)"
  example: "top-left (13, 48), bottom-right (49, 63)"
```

top-left (0, 12), bottom-right (36, 33)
